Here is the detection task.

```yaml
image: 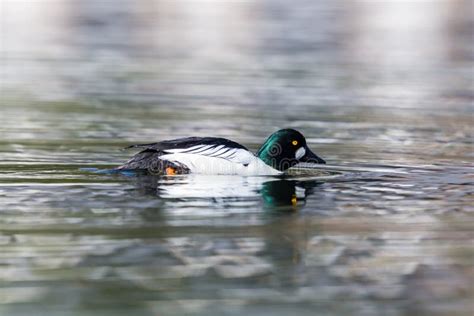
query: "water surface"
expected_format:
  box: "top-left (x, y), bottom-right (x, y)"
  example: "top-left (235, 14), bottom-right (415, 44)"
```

top-left (0, 1), bottom-right (473, 315)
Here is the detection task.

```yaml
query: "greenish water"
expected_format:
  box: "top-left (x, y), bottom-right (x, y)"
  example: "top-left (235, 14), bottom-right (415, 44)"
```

top-left (0, 1), bottom-right (473, 315)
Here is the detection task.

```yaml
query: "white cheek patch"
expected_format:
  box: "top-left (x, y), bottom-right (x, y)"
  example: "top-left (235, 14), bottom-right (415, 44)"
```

top-left (295, 147), bottom-right (306, 160)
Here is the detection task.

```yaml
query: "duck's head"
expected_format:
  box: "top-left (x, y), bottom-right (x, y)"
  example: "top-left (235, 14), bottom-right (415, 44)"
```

top-left (257, 129), bottom-right (326, 171)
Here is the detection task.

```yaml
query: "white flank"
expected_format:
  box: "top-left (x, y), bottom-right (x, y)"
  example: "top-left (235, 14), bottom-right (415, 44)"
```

top-left (159, 149), bottom-right (282, 175)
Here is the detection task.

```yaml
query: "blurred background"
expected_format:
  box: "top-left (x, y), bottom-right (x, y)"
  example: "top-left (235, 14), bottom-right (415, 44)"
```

top-left (0, 1), bottom-right (473, 316)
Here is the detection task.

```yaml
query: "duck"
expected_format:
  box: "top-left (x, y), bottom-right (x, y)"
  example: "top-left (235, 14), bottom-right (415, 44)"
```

top-left (116, 128), bottom-right (326, 176)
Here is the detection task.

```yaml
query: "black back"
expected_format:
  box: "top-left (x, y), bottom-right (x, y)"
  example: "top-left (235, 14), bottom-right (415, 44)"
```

top-left (126, 137), bottom-right (248, 152)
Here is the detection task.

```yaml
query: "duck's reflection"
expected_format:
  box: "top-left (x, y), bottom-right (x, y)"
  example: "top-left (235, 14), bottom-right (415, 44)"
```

top-left (260, 179), bottom-right (322, 211)
top-left (132, 174), bottom-right (321, 212)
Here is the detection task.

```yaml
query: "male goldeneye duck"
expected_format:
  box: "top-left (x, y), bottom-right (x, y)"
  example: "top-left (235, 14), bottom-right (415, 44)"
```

top-left (116, 128), bottom-right (326, 176)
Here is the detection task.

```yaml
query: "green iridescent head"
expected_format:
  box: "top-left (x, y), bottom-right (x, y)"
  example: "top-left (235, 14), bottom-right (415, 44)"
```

top-left (257, 129), bottom-right (326, 171)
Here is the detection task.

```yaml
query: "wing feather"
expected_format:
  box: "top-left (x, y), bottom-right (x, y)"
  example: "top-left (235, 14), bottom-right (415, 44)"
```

top-left (126, 137), bottom-right (248, 152)
top-left (124, 137), bottom-right (253, 165)
top-left (209, 146), bottom-right (230, 157)
top-left (171, 145), bottom-right (204, 154)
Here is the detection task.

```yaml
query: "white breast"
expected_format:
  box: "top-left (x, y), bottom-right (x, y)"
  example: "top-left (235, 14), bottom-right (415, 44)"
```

top-left (159, 149), bottom-right (282, 176)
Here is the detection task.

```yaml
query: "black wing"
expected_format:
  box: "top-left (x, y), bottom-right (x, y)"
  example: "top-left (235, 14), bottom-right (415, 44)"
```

top-left (119, 137), bottom-right (252, 170)
top-left (125, 137), bottom-right (248, 152)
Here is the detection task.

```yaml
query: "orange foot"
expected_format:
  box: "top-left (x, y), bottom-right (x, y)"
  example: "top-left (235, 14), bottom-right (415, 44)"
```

top-left (165, 167), bottom-right (177, 175)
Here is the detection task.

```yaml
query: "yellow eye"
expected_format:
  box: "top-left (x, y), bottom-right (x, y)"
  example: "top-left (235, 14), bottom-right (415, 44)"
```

top-left (292, 140), bottom-right (298, 146)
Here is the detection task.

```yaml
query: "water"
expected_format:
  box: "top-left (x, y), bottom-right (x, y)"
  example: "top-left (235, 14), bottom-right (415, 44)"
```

top-left (0, 1), bottom-right (473, 315)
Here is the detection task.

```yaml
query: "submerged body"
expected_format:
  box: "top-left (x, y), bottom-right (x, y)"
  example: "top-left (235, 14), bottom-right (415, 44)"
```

top-left (117, 129), bottom-right (325, 175)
